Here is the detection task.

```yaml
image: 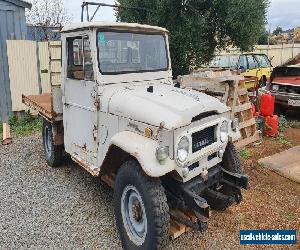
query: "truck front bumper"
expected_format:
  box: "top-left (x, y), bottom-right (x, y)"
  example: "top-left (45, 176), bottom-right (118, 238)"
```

top-left (162, 165), bottom-right (248, 230)
top-left (270, 90), bottom-right (300, 108)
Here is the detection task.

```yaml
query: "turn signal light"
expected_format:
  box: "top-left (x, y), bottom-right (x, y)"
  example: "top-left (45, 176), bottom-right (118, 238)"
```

top-left (145, 127), bottom-right (153, 138)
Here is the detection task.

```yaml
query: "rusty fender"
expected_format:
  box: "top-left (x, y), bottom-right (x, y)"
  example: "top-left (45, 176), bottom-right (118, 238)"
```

top-left (110, 131), bottom-right (176, 177)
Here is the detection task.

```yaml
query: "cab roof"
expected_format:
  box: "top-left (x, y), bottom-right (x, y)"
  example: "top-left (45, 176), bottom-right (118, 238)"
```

top-left (61, 21), bottom-right (169, 34)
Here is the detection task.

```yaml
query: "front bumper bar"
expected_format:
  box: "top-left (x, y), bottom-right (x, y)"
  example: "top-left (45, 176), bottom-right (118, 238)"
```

top-left (163, 165), bottom-right (249, 221)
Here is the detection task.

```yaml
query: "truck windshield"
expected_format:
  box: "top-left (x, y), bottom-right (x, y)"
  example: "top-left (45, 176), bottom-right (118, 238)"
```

top-left (97, 31), bottom-right (168, 74)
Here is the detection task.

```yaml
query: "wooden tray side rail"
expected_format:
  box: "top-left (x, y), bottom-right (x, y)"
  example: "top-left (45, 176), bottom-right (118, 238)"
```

top-left (22, 93), bottom-right (62, 122)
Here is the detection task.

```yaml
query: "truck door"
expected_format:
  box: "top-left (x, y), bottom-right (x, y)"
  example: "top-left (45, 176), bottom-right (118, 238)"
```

top-left (63, 35), bottom-right (99, 167)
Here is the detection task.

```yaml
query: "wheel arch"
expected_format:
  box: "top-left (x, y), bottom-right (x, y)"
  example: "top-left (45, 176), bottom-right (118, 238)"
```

top-left (100, 131), bottom-right (176, 177)
top-left (100, 144), bottom-right (133, 176)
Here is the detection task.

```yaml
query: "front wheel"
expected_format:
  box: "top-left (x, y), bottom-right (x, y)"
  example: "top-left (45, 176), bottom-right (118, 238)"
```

top-left (42, 119), bottom-right (63, 167)
top-left (114, 160), bottom-right (169, 250)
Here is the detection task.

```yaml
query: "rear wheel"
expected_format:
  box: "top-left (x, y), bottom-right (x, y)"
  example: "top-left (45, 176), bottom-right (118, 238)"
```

top-left (42, 119), bottom-right (63, 167)
top-left (205, 142), bottom-right (242, 211)
top-left (114, 160), bottom-right (169, 250)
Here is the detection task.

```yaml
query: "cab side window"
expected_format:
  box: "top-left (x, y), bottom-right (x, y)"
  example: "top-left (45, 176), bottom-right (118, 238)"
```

top-left (238, 55), bottom-right (247, 71)
top-left (67, 36), bottom-right (94, 81)
top-left (247, 55), bottom-right (258, 70)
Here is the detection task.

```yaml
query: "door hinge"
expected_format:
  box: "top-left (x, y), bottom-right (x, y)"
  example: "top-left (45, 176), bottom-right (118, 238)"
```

top-left (91, 87), bottom-right (100, 111)
top-left (94, 97), bottom-right (100, 111)
top-left (93, 125), bottom-right (98, 140)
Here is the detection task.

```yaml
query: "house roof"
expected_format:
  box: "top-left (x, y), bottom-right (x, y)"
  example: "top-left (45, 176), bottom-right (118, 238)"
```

top-left (3, 0), bottom-right (32, 9)
top-left (61, 21), bottom-right (169, 33)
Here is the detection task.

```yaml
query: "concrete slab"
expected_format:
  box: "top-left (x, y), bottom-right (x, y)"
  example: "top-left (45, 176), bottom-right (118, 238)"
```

top-left (258, 146), bottom-right (300, 184)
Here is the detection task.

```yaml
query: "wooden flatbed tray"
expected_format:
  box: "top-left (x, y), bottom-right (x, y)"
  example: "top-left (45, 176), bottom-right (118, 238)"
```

top-left (22, 93), bottom-right (60, 121)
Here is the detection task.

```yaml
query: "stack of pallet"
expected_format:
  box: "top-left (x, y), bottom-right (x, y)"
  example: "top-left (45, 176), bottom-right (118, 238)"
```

top-left (178, 69), bottom-right (260, 149)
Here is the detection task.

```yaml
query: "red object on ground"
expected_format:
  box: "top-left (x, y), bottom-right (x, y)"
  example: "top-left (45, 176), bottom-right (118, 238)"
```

top-left (260, 92), bottom-right (275, 117)
top-left (265, 115), bottom-right (279, 137)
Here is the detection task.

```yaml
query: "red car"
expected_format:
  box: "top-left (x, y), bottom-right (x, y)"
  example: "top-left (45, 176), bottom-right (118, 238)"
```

top-left (268, 64), bottom-right (300, 114)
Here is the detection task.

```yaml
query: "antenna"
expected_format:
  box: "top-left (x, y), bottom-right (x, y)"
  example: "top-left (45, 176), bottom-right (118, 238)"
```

top-left (81, 1), bottom-right (151, 22)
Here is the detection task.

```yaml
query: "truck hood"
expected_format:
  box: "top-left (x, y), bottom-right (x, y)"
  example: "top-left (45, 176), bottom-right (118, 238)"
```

top-left (107, 83), bottom-right (229, 129)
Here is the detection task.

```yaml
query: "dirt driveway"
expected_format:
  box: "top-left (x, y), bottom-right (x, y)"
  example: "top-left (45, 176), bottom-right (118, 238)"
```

top-left (0, 128), bottom-right (299, 249)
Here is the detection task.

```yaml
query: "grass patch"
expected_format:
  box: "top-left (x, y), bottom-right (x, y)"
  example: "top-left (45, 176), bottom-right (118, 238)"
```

top-left (287, 212), bottom-right (295, 221)
top-left (240, 149), bottom-right (251, 159)
top-left (288, 120), bottom-right (300, 129)
top-left (1, 112), bottom-right (42, 139)
top-left (278, 115), bottom-right (289, 132)
top-left (275, 135), bottom-right (292, 147)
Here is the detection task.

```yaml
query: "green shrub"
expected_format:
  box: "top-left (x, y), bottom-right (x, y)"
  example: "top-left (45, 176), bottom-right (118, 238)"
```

top-left (278, 115), bottom-right (289, 132)
top-left (240, 149), bottom-right (251, 159)
top-left (9, 112), bottom-right (42, 137)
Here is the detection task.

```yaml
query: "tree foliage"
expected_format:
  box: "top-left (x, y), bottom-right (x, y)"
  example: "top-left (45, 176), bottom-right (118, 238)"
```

top-left (272, 26), bottom-right (283, 36)
top-left (116, 0), bottom-right (269, 77)
top-left (258, 28), bottom-right (272, 45)
top-left (26, 0), bottom-right (72, 40)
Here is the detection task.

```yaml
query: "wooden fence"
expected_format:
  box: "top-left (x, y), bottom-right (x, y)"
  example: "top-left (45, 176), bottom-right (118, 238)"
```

top-left (6, 40), bottom-right (61, 112)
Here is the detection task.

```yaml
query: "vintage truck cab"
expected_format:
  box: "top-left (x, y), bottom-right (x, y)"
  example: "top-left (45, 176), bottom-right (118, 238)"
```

top-left (23, 21), bottom-right (248, 249)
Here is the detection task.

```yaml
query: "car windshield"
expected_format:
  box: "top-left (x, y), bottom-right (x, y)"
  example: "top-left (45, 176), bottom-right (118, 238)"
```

top-left (273, 66), bottom-right (300, 77)
top-left (208, 55), bottom-right (239, 69)
top-left (255, 54), bottom-right (271, 68)
top-left (97, 31), bottom-right (168, 74)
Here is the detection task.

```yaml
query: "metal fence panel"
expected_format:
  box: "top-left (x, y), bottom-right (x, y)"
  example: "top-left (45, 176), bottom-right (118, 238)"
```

top-left (6, 40), bottom-right (40, 111)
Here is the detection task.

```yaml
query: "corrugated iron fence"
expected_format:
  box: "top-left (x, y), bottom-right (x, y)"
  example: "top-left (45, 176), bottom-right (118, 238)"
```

top-left (6, 40), bottom-right (61, 112)
top-left (0, 1), bottom-right (28, 122)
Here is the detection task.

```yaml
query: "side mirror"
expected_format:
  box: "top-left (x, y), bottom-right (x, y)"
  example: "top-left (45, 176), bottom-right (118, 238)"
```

top-left (239, 66), bottom-right (246, 73)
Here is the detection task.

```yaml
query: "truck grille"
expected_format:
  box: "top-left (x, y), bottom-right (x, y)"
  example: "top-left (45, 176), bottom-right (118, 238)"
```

top-left (191, 126), bottom-right (216, 153)
top-left (273, 84), bottom-right (300, 95)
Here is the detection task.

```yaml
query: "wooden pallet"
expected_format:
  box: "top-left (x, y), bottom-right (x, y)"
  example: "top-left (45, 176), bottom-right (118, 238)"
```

top-left (178, 69), bottom-right (260, 148)
top-left (230, 79), bottom-right (260, 149)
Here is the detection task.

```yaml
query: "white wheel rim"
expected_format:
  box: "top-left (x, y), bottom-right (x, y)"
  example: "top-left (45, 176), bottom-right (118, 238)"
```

top-left (121, 184), bottom-right (147, 246)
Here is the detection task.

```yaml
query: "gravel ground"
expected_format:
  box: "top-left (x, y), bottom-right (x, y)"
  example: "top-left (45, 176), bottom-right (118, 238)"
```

top-left (0, 136), bottom-right (120, 249)
top-left (0, 135), bottom-right (299, 249)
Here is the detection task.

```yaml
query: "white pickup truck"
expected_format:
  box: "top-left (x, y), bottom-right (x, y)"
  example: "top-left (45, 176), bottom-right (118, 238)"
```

top-left (23, 20), bottom-right (248, 249)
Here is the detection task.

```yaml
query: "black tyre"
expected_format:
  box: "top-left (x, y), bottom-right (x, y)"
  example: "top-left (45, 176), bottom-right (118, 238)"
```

top-left (42, 119), bottom-right (63, 167)
top-left (206, 142), bottom-right (242, 211)
top-left (114, 160), bottom-right (169, 250)
top-left (274, 103), bottom-right (286, 116)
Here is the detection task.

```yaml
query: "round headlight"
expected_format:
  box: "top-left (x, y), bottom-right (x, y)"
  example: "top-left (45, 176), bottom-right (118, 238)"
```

top-left (220, 121), bottom-right (229, 142)
top-left (272, 84), bottom-right (279, 91)
top-left (177, 136), bottom-right (189, 164)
